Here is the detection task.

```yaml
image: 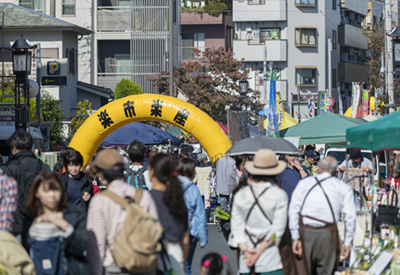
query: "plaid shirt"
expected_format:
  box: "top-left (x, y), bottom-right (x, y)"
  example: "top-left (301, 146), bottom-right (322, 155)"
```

top-left (0, 175), bottom-right (18, 232)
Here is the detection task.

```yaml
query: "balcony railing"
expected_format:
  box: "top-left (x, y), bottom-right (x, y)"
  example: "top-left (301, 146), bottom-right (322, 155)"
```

top-left (248, 0), bottom-right (265, 4)
top-left (247, 30), bottom-right (280, 45)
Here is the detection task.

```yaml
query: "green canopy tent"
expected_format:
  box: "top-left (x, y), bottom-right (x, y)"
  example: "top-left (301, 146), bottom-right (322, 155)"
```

top-left (279, 112), bottom-right (366, 146)
top-left (346, 111), bottom-right (400, 151)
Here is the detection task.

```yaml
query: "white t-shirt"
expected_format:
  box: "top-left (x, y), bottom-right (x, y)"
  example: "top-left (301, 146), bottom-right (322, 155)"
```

top-left (124, 164), bottom-right (152, 190)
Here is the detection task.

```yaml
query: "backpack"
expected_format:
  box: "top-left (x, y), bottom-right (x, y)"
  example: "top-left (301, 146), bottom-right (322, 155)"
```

top-left (124, 166), bottom-right (148, 190)
top-left (30, 237), bottom-right (68, 275)
top-left (11, 159), bottom-right (43, 220)
top-left (102, 189), bottom-right (163, 273)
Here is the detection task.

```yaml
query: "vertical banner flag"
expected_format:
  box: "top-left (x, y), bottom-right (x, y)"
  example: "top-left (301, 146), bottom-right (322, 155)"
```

top-left (363, 89), bottom-right (370, 117)
top-left (268, 72), bottom-right (278, 136)
top-left (318, 91), bottom-right (327, 114)
top-left (257, 115), bottom-right (264, 135)
top-left (297, 87), bottom-right (301, 123)
top-left (307, 90), bottom-right (314, 118)
top-left (356, 84), bottom-right (364, 118)
top-left (338, 88), bottom-right (344, 115)
top-left (238, 111), bottom-right (250, 140)
top-left (277, 91), bottom-right (285, 130)
top-left (374, 88), bottom-right (378, 115)
top-left (227, 110), bottom-right (240, 141)
top-left (351, 82), bottom-right (360, 118)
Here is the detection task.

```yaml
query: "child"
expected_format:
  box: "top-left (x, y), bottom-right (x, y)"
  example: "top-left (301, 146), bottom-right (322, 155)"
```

top-left (200, 253), bottom-right (233, 275)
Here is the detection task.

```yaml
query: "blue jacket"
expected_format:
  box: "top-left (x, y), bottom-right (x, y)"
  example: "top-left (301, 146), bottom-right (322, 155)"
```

top-left (178, 175), bottom-right (208, 247)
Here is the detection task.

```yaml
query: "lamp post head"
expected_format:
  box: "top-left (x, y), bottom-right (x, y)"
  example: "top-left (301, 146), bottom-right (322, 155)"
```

top-left (10, 37), bottom-right (37, 50)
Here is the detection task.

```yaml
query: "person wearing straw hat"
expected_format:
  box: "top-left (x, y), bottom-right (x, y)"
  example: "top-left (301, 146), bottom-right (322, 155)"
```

top-left (231, 149), bottom-right (288, 275)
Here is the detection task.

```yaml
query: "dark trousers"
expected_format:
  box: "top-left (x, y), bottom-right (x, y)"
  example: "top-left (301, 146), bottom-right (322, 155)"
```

top-left (184, 236), bottom-right (198, 275)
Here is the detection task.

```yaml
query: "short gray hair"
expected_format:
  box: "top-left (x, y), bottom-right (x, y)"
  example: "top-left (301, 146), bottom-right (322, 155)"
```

top-left (318, 156), bottom-right (337, 175)
top-left (197, 153), bottom-right (207, 163)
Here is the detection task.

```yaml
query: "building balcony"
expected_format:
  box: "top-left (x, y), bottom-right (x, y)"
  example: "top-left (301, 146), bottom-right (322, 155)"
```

top-left (338, 24), bottom-right (368, 50)
top-left (97, 6), bottom-right (168, 32)
top-left (338, 62), bottom-right (368, 83)
top-left (97, 73), bottom-right (126, 91)
top-left (340, 0), bottom-right (368, 16)
top-left (233, 0), bottom-right (286, 22)
top-left (181, 12), bottom-right (231, 25)
top-left (233, 40), bottom-right (287, 62)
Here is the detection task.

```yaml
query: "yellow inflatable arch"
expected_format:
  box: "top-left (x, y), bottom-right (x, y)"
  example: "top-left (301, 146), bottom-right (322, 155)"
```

top-left (69, 94), bottom-right (232, 165)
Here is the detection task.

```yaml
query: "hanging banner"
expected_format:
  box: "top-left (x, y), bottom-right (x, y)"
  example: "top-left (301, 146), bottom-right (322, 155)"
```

top-left (277, 91), bottom-right (285, 130)
top-left (338, 88), bottom-right (343, 115)
top-left (268, 72), bottom-right (279, 136)
top-left (374, 88), bottom-right (379, 115)
top-left (356, 84), bottom-right (364, 118)
top-left (238, 111), bottom-right (250, 140)
top-left (227, 110), bottom-right (240, 141)
top-left (318, 91), bottom-right (327, 114)
top-left (351, 82), bottom-right (360, 118)
top-left (363, 89), bottom-right (370, 117)
top-left (307, 90), bottom-right (314, 118)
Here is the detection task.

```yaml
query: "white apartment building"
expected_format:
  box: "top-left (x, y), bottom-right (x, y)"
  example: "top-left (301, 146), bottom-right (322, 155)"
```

top-left (11, 0), bottom-right (182, 93)
top-left (233, 0), bottom-right (372, 118)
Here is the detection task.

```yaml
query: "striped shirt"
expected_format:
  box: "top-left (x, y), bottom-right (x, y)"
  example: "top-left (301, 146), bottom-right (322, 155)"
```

top-left (0, 175), bottom-right (18, 232)
top-left (86, 180), bottom-right (158, 275)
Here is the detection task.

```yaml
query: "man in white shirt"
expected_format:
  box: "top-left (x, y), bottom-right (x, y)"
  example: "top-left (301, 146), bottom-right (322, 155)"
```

top-left (339, 150), bottom-right (374, 185)
top-left (289, 156), bottom-right (356, 275)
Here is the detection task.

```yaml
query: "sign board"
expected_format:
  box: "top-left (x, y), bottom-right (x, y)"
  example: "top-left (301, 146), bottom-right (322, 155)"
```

top-left (0, 103), bottom-right (15, 126)
top-left (41, 58), bottom-right (68, 86)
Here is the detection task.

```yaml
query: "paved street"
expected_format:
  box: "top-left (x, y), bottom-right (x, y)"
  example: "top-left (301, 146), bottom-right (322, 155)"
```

top-left (191, 223), bottom-right (238, 275)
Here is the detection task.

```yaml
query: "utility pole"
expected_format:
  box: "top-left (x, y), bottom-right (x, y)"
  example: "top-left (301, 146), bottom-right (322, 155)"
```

top-left (328, 38), bottom-right (332, 98)
top-left (385, 0), bottom-right (395, 113)
top-left (263, 46), bottom-right (267, 102)
top-left (36, 43), bottom-right (41, 128)
top-left (168, 0), bottom-right (174, 97)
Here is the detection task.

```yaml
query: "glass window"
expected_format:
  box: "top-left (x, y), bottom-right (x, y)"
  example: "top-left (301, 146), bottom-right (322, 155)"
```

top-left (295, 28), bottom-right (317, 46)
top-left (296, 0), bottom-right (316, 5)
top-left (332, 0), bottom-right (337, 10)
top-left (20, 0), bottom-right (45, 13)
top-left (182, 33), bottom-right (205, 59)
top-left (62, 0), bottom-right (75, 16)
top-left (295, 68), bottom-right (317, 86)
top-left (115, 55), bottom-right (131, 77)
top-left (332, 30), bottom-right (336, 49)
top-left (248, 0), bottom-right (265, 5)
top-left (332, 68), bottom-right (337, 88)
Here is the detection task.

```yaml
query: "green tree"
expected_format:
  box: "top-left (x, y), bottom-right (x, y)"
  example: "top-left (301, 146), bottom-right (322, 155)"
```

top-left (155, 47), bottom-right (262, 124)
top-left (41, 91), bottom-right (65, 146)
top-left (363, 23), bottom-right (385, 90)
top-left (69, 99), bottom-right (92, 138)
top-left (114, 78), bottom-right (144, 100)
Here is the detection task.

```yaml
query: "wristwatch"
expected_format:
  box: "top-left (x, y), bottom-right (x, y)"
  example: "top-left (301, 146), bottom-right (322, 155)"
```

top-left (298, 167), bottom-right (304, 171)
top-left (292, 238), bottom-right (300, 242)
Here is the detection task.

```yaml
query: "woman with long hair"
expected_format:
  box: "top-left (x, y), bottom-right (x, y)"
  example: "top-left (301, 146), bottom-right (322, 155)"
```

top-left (148, 153), bottom-right (190, 273)
top-left (176, 157), bottom-right (208, 275)
top-left (25, 170), bottom-right (91, 275)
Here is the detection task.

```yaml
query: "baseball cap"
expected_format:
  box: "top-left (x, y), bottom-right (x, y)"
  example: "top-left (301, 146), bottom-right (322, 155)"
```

top-left (92, 148), bottom-right (124, 170)
top-left (306, 151), bottom-right (318, 159)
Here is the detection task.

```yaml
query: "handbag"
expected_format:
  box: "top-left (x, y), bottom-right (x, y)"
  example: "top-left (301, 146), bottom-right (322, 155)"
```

top-left (375, 188), bottom-right (399, 227)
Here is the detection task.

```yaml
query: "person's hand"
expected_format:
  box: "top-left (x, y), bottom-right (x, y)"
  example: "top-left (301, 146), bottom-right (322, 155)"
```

top-left (199, 244), bottom-right (205, 248)
top-left (339, 166), bottom-right (346, 172)
top-left (82, 192), bottom-right (91, 201)
top-left (342, 246), bottom-right (350, 260)
top-left (245, 247), bottom-right (263, 267)
top-left (39, 212), bottom-right (69, 231)
top-left (293, 159), bottom-right (302, 170)
top-left (292, 240), bottom-right (302, 257)
top-left (384, 179), bottom-right (391, 186)
top-left (362, 167), bottom-right (371, 173)
top-left (239, 243), bottom-right (248, 253)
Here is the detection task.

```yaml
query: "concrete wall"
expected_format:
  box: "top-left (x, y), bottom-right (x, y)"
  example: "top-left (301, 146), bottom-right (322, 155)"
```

top-left (182, 25), bottom-right (226, 49)
top-left (233, 0), bottom-right (287, 22)
top-left (341, 0), bottom-right (368, 16)
top-left (77, 90), bottom-right (102, 111)
top-left (233, 40), bottom-right (287, 62)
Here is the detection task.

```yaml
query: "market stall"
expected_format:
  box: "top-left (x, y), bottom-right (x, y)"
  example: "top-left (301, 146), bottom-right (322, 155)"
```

top-left (340, 111), bottom-right (400, 275)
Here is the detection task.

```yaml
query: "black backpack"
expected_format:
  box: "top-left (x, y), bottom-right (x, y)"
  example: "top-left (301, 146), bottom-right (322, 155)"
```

top-left (124, 166), bottom-right (148, 190)
top-left (11, 159), bottom-right (43, 220)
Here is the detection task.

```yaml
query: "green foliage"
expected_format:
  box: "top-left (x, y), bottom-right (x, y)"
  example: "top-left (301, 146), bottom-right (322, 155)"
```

top-left (69, 99), bottom-right (92, 138)
top-left (363, 23), bottom-right (385, 90)
top-left (206, 2), bottom-right (227, 16)
top-left (114, 78), bottom-right (144, 100)
top-left (182, 0), bottom-right (228, 16)
top-left (155, 47), bottom-right (262, 124)
top-left (41, 91), bottom-right (65, 146)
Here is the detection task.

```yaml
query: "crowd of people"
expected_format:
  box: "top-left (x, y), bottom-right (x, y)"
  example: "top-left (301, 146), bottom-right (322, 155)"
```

top-left (0, 130), bottom-right (363, 275)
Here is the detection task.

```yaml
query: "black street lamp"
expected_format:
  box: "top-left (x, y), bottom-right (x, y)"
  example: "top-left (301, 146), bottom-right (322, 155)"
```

top-left (10, 36), bottom-right (37, 132)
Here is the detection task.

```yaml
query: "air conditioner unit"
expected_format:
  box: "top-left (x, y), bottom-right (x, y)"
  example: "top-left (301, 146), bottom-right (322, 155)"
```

top-left (349, 48), bottom-right (355, 56)
top-left (366, 17), bottom-right (371, 24)
top-left (350, 12), bottom-right (355, 20)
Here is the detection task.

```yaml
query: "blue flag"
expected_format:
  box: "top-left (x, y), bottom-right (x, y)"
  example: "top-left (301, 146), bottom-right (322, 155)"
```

top-left (268, 72), bottom-right (278, 136)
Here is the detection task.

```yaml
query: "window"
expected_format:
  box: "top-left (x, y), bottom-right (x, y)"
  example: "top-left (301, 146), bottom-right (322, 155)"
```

top-left (66, 49), bottom-right (77, 74)
top-left (115, 55), bottom-right (131, 77)
top-left (332, 30), bottom-right (336, 49)
top-left (20, 0), bottom-right (45, 13)
top-left (295, 28), bottom-right (317, 47)
top-left (373, 16), bottom-right (377, 25)
top-left (173, 0), bottom-right (177, 23)
top-left (295, 0), bottom-right (316, 6)
top-left (295, 67), bottom-right (317, 86)
top-left (332, 69), bottom-right (337, 88)
top-left (62, 0), bottom-right (75, 16)
top-left (248, 29), bottom-right (280, 45)
top-left (248, 0), bottom-right (265, 5)
top-left (182, 33), bottom-right (205, 59)
top-left (332, 0), bottom-right (336, 10)
top-left (42, 48), bottom-right (59, 59)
